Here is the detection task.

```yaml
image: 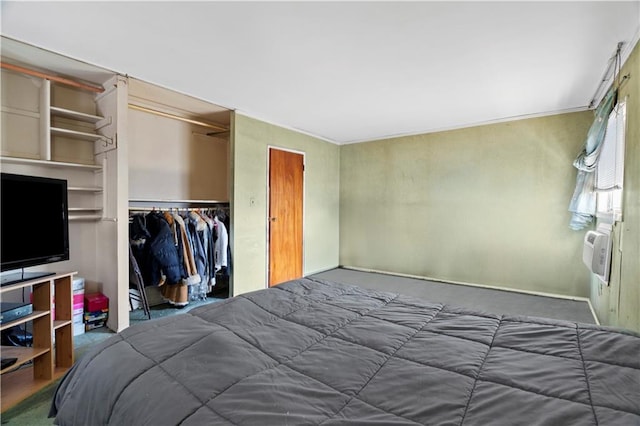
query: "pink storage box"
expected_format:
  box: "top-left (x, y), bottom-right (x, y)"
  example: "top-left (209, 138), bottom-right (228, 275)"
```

top-left (84, 292), bottom-right (108, 312)
top-left (73, 293), bottom-right (84, 315)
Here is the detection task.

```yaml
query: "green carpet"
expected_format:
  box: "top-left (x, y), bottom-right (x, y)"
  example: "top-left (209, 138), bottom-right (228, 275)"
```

top-left (0, 329), bottom-right (113, 426)
top-left (1, 298), bottom-right (223, 425)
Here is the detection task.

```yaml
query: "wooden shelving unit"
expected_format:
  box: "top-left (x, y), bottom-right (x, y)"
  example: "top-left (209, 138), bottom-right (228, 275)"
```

top-left (0, 272), bottom-right (76, 412)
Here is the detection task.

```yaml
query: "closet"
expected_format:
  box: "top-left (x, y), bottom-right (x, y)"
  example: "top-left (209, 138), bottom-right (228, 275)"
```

top-left (127, 78), bottom-right (232, 308)
top-left (129, 206), bottom-right (231, 309)
top-left (0, 37), bottom-right (233, 331)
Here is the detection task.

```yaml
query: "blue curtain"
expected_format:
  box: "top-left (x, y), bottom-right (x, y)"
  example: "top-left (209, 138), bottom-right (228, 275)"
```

top-left (568, 87), bottom-right (617, 230)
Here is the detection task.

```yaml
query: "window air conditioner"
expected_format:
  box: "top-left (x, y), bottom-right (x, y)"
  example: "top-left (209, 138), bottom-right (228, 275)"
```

top-left (582, 224), bottom-right (612, 284)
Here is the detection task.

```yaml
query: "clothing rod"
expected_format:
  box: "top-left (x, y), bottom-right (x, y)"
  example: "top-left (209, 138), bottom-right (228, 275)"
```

top-left (129, 206), bottom-right (224, 212)
top-left (1, 62), bottom-right (104, 93)
top-left (128, 104), bottom-right (229, 132)
top-left (129, 198), bottom-right (228, 204)
top-left (129, 205), bottom-right (229, 211)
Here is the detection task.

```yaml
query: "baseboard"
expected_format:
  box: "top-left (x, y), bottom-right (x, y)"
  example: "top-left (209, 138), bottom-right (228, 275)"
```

top-left (340, 265), bottom-right (600, 324)
top-left (305, 265), bottom-right (340, 276)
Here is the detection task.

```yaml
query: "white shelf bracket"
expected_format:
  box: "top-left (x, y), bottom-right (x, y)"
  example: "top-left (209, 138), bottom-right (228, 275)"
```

top-left (95, 116), bottom-right (112, 131)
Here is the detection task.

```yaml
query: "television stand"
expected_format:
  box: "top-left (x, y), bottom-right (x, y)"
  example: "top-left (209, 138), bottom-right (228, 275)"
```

top-left (0, 272), bottom-right (55, 287)
top-left (1, 271), bottom-right (76, 412)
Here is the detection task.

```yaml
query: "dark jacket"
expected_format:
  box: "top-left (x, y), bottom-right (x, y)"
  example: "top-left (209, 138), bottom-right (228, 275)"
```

top-left (131, 212), bottom-right (184, 286)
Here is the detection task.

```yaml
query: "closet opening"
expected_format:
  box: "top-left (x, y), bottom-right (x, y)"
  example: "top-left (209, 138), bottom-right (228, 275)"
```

top-left (128, 204), bottom-right (230, 323)
top-left (126, 77), bottom-right (232, 323)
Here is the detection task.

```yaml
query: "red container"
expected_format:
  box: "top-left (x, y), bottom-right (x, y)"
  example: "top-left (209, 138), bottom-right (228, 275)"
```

top-left (84, 292), bottom-right (108, 312)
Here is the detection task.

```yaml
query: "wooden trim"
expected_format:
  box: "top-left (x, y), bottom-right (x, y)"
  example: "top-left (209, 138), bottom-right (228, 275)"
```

top-left (0, 62), bottom-right (104, 93)
top-left (267, 148), bottom-right (304, 287)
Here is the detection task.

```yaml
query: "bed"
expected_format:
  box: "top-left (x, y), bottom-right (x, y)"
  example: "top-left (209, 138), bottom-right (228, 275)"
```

top-left (50, 277), bottom-right (639, 425)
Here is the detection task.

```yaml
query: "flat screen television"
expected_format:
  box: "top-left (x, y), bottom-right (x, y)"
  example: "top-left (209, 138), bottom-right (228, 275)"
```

top-left (1, 173), bottom-right (69, 285)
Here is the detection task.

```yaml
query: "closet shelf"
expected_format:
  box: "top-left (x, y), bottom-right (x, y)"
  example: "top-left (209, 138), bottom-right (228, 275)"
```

top-left (51, 127), bottom-right (106, 142)
top-left (68, 186), bottom-right (103, 193)
top-left (68, 208), bottom-right (102, 212)
top-left (69, 214), bottom-right (103, 221)
top-left (50, 106), bottom-right (103, 124)
top-left (0, 156), bottom-right (102, 171)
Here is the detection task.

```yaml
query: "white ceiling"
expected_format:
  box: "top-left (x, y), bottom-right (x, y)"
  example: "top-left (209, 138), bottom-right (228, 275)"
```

top-left (2, 1), bottom-right (639, 144)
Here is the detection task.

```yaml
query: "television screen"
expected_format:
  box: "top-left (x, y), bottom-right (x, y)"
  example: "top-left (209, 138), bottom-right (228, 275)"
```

top-left (1, 173), bottom-right (69, 273)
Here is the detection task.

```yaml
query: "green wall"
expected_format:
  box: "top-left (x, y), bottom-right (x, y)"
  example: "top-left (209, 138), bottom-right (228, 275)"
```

top-left (590, 41), bottom-right (640, 332)
top-left (231, 113), bottom-right (340, 295)
top-left (340, 111), bottom-right (594, 297)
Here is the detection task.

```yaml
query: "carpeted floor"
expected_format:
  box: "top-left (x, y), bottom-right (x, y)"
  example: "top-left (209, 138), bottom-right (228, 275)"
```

top-left (2, 269), bottom-right (596, 424)
top-left (1, 297), bottom-right (223, 426)
top-left (312, 268), bottom-right (596, 324)
top-left (1, 328), bottom-right (114, 426)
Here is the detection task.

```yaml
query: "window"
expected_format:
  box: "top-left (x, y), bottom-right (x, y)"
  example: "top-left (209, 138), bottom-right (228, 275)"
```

top-left (595, 100), bottom-right (626, 221)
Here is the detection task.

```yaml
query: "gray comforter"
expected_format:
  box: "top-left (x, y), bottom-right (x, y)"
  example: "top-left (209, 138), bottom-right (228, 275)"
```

top-left (51, 278), bottom-right (640, 425)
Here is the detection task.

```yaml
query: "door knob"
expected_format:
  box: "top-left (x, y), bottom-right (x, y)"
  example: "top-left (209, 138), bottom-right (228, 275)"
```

top-left (270, 217), bottom-right (277, 222)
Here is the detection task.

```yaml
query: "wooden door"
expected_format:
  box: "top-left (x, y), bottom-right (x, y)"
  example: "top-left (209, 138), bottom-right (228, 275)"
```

top-left (268, 148), bottom-right (304, 287)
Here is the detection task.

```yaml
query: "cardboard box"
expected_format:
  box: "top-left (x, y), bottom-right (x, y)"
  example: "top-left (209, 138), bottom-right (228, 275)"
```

top-left (84, 292), bottom-right (108, 312)
top-left (72, 277), bottom-right (85, 292)
top-left (73, 314), bottom-right (85, 336)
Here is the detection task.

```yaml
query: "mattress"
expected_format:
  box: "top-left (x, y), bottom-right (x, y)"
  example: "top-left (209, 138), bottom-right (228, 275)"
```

top-left (50, 278), bottom-right (640, 425)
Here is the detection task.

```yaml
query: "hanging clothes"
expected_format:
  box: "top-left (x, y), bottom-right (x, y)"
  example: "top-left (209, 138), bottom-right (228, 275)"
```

top-left (214, 215), bottom-right (228, 271)
top-left (171, 212), bottom-right (201, 287)
top-left (145, 211), bottom-right (184, 286)
top-left (187, 211), bottom-right (209, 298)
top-left (195, 210), bottom-right (217, 292)
top-left (129, 205), bottom-right (231, 305)
top-left (129, 212), bottom-right (187, 306)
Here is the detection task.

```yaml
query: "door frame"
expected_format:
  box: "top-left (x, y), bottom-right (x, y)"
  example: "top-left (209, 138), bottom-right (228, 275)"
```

top-left (266, 145), bottom-right (306, 288)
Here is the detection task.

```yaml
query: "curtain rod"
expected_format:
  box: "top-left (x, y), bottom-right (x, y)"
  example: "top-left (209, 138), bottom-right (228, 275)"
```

top-left (0, 62), bottom-right (104, 93)
top-left (588, 42), bottom-right (623, 109)
top-left (128, 104), bottom-right (229, 132)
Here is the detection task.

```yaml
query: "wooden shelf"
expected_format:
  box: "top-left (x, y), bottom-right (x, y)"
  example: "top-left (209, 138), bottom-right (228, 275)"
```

top-left (0, 276), bottom-right (51, 295)
top-left (0, 156), bottom-right (102, 170)
top-left (0, 311), bottom-right (49, 332)
top-left (0, 346), bottom-right (50, 374)
top-left (53, 320), bottom-right (72, 330)
top-left (0, 365), bottom-right (69, 412)
top-left (0, 272), bottom-right (76, 413)
top-left (50, 106), bottom-right (103, 123)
